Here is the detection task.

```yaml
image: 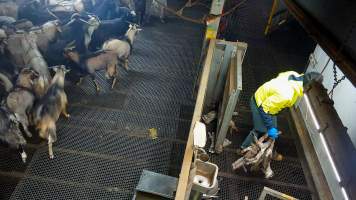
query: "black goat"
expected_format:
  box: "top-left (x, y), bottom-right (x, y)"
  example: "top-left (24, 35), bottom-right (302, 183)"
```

top-left (89, 18), bottom-right (132, 51)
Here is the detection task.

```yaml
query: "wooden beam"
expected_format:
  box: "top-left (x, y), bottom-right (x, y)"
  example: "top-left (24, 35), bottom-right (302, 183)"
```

top-left (175, 40), bottom-right (216, 200)
top-left (306, 83), bottom-right (356, 199)
top-left (284, 0), bottom-right (356, 87)
top-left (264, 0), bottom-right (279, 35)
top-left (289, 107), bottom-right (333, 200)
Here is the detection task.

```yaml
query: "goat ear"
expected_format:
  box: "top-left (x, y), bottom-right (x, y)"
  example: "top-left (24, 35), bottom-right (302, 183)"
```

top-left (137, 28), bottom-right (143, 32)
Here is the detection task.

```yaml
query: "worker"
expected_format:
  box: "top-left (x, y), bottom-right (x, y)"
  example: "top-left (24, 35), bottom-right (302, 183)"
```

top-left (239, 71), bottom-right (323, 160)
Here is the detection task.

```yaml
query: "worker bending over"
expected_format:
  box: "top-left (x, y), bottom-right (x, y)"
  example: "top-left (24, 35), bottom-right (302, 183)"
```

top-left (240, 71), bottom-right (322, 159)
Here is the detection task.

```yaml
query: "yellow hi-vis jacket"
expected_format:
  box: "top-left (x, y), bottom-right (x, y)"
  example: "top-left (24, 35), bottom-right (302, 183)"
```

top-left (254, 71), bottom-right (304, 115)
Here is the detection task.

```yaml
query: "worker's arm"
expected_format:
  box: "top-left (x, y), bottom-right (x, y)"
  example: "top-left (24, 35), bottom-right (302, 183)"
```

top-left (257, 105), bottom-right (275, 130)
top-left (259, 95), bottom-right (287, 139)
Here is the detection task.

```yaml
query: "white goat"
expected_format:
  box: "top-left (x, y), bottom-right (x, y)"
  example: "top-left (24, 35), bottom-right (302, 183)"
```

top-left (102, 24), bottom-right (141, 70)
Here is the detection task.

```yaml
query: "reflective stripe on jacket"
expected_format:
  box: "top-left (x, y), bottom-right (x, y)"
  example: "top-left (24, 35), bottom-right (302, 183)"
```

top-left (254, 71), bottom-right (304, 115)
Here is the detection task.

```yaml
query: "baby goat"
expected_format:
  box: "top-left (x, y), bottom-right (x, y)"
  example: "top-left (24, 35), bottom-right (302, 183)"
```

top-left (32, 65), bottom-right (70, 159)
top-left (102, 24), bottom-right (141, 71)
top-left (64, 46), bottom-right (119, 91)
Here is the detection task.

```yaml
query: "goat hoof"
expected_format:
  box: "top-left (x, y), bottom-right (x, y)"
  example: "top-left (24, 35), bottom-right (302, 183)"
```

top-left (26, 131), bottom-right (33, 138)
top-left (49, 154), bottom-right (54, 159)
top-left (21, 152), bottom-right (27, 163)
top-left (65, 114), bottom-right (70, 118)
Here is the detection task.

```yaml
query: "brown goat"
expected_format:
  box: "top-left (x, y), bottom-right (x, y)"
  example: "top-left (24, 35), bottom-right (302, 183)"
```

top-left (7, 68), bottom-right (40, 138)
top-left (64, 49), bottom-right (119, 92)
top-left (32, 65), bottom-right (70, 159)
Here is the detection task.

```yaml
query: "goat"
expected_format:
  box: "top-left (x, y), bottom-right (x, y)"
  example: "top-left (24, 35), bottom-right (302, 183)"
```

top-left (18, 1), bottom-right (55, 25)
top-left (60, 13), bottom-right (100, 53)
top-left (29, 20), bottom-right (62, 53)
top-left (0, 106), bottom-right (27, 162)
top-left (6, 32), bottom-right (51, 93)
top-left (7, 68), bottom-right (40, 138)
top-left (102, 24), bottom-right (141, 71)
top-left (32, 65), bottom-right (70, 159)
top-left (0, 16), bottom-right (16, 27)
top-left (0, 72), bottom-right (13, 93)
top-left (0, 1), bottom-right (18, 19)
top-left (64, 46), bottom-right (119, 91)
top-left (92, 0), bottom-right (117, 20)
top-left (89, 18), bottom-right (132, 51)
top-left (232, 134), bottom-right (275, 179)
top-left (115, 6), bottom-right (137, 21)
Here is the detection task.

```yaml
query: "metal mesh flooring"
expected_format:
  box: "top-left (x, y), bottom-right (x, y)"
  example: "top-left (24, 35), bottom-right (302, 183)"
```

top-left (0, 2), bottom-right (205, 199)
top-left (213, 0), bottom-right (317, 199)
top-left (0, 0), bottom-right (318, 199)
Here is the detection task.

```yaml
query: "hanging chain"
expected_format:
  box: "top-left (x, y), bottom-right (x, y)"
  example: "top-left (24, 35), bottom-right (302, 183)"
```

top-left (329, 63), bottom-right (346, 99)
top-left (328, 18), bottom-right (356, 99)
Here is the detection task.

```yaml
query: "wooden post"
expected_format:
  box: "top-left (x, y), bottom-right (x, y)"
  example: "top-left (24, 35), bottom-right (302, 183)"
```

top-left (175, 40), bottom-right (216, 200)
top-left (264, 0), bottom-right (279, 35)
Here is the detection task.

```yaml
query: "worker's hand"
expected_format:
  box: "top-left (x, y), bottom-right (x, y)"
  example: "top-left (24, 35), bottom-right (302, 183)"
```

top-left (267, 128), bottom-right (279, 139)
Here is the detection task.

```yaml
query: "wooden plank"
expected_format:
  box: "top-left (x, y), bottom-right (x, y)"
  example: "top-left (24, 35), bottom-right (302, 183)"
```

top-left (306, 83), bottom-right (356, 199)
top-left (175, 40), bottom-right (216, 200)
top-left (264, 0), bottom-right (280, 35)
top-left (289, 107), bottom-right (333, 200)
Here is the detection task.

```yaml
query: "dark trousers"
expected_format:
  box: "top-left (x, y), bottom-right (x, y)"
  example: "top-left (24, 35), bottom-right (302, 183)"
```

top-left (240, 96), bottom-right (277, 149)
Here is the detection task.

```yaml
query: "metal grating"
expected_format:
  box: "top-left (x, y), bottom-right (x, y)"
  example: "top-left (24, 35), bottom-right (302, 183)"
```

top-left (4, 5), bottom-right (204, 199)
top-left (218, 177), bottom-right (312, 200)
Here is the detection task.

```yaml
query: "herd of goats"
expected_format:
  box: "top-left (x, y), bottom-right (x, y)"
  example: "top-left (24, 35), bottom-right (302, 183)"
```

top-left (0, 0), bottom-right (145, 163)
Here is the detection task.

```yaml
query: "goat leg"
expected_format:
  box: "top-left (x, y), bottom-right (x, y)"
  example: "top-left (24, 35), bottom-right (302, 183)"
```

top-left (48, 135), bottom-right (54, 159)
top-left (111, 77), bottom-right (117, 89)
top-left (23, 125), bottom-right (33, 138)
top-left (76, 77), bottom-right (84, 86)
top-left (232, 157), bottom-right (245, 170)
top-left (91, 75), bottom-right (100, 92)
top-left (124, 59), bottom-right (129, 71)
top-left (19, 145), bottom-right (27, 163)
top-left (62, 107), bottom-right (70, 118)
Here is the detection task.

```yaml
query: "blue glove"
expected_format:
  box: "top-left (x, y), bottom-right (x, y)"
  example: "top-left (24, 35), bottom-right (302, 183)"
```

top-left (267, 128), bottom-right (279, 139)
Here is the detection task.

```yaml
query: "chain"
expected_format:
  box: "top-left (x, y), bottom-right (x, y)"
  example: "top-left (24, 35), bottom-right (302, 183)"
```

top-left (153, 0), bottom-right (248, 24)
top-left (327, 17), bottom-right (356, 99)
top-left (328, 63), bottom-right (346, 99)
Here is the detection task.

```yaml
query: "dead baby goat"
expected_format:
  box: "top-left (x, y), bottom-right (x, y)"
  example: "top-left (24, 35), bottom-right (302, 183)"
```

top-left (102, 24), bottom-right (142, 71)
top-left (64, 46), bottom-right (119, 92)
top-left (32, 65), bottom-right (70, 159)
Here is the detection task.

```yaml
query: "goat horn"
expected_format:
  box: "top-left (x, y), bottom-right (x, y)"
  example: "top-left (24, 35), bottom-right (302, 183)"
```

top-left (78, 18), bottom-right (91, 25)
top-left (46, 8), bottom-right (60, 21)
top-left (64, 18), bottom-right (76, 26)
